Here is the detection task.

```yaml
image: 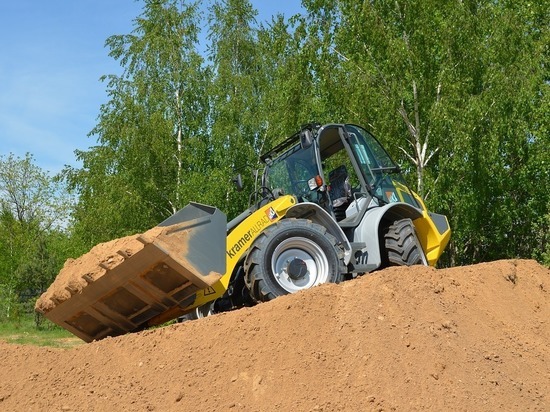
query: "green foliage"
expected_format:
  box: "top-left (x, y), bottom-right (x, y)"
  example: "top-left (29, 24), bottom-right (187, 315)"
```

top-left (297, 0), bottom-right (549, 266)
top-left (0, 154), bottom-right (77, 323)
top-left (424, 0), bottom-right (549, 265)
top-left (206, 0), bottom-right (263, 217)
top-left (52, 0), bottom-right (549, 268)
top-left (63, 0), bottom-right (211, 245)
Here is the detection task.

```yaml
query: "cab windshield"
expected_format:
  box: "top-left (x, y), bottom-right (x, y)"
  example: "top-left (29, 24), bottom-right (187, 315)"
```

top-left (344, 125), bottom-right (420, 208)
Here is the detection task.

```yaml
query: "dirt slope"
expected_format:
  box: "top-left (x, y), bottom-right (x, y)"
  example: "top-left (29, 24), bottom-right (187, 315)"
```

top-left (1, 259), bottom-right (549, 411)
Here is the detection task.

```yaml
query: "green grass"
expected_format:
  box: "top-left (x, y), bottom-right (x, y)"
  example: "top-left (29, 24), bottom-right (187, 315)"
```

top-left (0, 316), bottom-right (83, 348)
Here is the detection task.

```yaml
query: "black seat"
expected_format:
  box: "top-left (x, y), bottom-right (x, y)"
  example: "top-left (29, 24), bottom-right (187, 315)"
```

top-left (328, 165), bottom-right (351, 220)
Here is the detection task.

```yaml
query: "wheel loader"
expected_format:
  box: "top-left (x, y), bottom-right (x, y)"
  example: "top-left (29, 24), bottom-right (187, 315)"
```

top-left (37, 123), bottom-right (450, 342)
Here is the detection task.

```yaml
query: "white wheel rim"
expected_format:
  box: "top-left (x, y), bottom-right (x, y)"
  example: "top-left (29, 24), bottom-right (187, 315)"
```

top-left (271, 237), bottom-right (330, 293)
top-left (195, 303), bottom-right (214, 318)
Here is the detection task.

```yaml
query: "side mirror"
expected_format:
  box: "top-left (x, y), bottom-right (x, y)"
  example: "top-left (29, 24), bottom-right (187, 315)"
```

top-left (232, 174), bottom-right (243, 192)
top-left (300, 129), bottom-right (313, 149)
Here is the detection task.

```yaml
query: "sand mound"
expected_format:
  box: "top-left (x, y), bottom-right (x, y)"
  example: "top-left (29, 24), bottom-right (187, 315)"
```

top-left (3, 259), bottom-right (549, 411)
top-left (35, 226), bottom-right (165, 314)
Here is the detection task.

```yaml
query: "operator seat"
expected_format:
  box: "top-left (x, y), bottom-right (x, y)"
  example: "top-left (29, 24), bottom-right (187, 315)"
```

top-left (328, 165), bottom-right (351, 221)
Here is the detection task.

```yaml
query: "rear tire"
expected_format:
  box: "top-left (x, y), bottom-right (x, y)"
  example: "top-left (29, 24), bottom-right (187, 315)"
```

top-left (244, 219), bottom-right (344, 302)
top-left (384, 218), bottom-right (427, 266)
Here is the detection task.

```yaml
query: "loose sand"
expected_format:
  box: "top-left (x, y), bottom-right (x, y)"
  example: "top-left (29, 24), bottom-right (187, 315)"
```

top-left (2, 259), bottom-right (548, 411)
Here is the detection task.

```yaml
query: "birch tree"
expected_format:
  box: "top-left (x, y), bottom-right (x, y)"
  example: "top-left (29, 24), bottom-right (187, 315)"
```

top-left (64, 0), bottom-right (209, 243)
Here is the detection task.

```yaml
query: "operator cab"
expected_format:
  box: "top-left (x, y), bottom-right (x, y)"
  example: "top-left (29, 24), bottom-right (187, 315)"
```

top-left (262, 123), bottom-right (423, 222)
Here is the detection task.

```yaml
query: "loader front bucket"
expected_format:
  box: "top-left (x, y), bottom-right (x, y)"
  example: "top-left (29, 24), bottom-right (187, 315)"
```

top-left (36, 203), bottom-right (226, 342)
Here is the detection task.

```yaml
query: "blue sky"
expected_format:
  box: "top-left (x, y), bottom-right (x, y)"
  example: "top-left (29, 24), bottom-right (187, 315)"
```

top-left (0, 1), bottom-right (303, 175)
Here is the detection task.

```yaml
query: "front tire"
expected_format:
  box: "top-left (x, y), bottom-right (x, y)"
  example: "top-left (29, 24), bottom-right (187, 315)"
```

top-left (384, 218), bottom-right (427, 266)
top-left (244, 219), bottom-right (344, 302)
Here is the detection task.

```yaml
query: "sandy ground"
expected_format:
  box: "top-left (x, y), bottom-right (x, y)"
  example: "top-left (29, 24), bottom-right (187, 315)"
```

top-left (2, 259), bottom-right (549, 411)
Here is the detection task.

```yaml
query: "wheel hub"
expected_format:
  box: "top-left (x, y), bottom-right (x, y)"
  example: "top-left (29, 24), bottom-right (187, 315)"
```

top-left (287, 258), bottom-right (308, 280)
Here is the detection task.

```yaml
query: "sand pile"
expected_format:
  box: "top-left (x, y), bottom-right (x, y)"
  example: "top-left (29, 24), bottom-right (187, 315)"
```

top-left (35, 226), bottom-right (166, 314)
top-left (2, 259), bottom-right (548, 411)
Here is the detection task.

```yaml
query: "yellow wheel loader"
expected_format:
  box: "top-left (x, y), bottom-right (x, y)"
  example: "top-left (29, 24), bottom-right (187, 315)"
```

top-left (38, 123), bottom-right (450, 342)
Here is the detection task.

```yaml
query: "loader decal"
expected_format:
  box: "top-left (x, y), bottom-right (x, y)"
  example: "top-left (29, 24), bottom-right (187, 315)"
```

top-left (266, 207), bottom-right (277, 221)
top-left (226, 214), bottom-right (271, 259)
top-left (204, 286), bottom-right (216, 296)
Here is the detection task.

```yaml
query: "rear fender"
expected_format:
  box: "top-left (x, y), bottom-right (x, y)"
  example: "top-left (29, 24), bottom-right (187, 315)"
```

top-left (408, 194), bottom-right (451, 266)
top-left (285, 202), bottom-right (353, 265)
top-left (413, 211), bottom-right (451, 266)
